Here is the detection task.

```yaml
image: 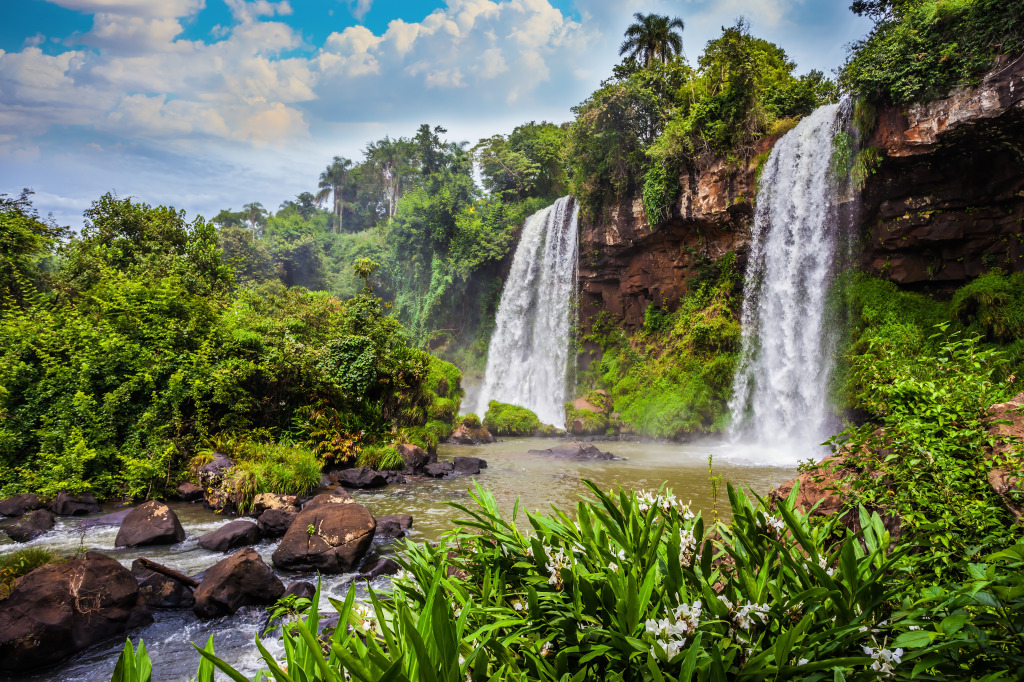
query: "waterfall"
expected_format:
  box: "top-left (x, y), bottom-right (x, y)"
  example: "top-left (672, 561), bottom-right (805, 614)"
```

top-left (477, 196), bottom-right (579, 426)
top-left (728, 102), bottom-right (850, 454)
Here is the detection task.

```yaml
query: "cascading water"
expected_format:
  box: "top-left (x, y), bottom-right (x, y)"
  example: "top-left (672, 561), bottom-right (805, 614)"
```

top-left (477, 196), bottom-right (579, 426)
top-left (728, 102), bottom-right (851, 457)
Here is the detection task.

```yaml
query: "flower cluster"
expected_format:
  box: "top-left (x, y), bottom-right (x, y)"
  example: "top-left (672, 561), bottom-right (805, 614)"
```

top-left (609, 548), bottom-right (626, 572)
top-left (718, 597), bottom-right (769, 630)
top-left (645, 601), bottom-right (701, 658)
top-left (637, 491), bottom-right (696, 519)
top-left (863, 646), bottom-right (903, 677)
top-left (352, 603), bottom-right (378, 632)
top-left (544, 547), bottom-right (570, 589)
top-left (763, 514), bottom-right (786, 535)
top-left (679, 528), bottom-right (697, 565)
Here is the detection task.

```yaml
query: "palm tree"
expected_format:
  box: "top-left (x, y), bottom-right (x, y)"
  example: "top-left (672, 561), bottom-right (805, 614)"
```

top-left (365, 137), bottom-right (413, 220)
top-left (619, 13), bottom-right (684, 67)
top-left (315, 156), bottom-right (353, 233)
top-left (241, 202), bottom-right (267, 240)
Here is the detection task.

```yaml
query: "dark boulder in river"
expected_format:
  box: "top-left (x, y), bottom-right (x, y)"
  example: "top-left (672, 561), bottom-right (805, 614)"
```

top-left (374, 514), bottom-right (413, 539)
top-left (397, 444), bottom-right (431, 472)
top-left (0, 509), bottom-right (55, 543)
top-left (50, 492), bottom-right (100, 516)
top-left (115, 500), bottom-right (186, 547)
top-left (333, 466), bottom-right (389, 489)
top-left (0, 493), bottom-right (47, 517)
top-left (197, 520), bottom-right (260, 552)
top-left (453, 456), bottom-right (487, 475)
top-left (0, 552), bottom-right (151, 673)
top-left (527, 442), bottom-right (619, 461)
top-left (175, 482), bottom-right (204, 502)
top-left (257, 508), bottom-right (297, 538)
top-left (131, 560), bottom-right (195, 610)
top-left (192, 548), bottom-right (284, 619)
top-left (272, 501), bottom-right (376, 573)
top-left (445, 423), bottom-right (496, 445)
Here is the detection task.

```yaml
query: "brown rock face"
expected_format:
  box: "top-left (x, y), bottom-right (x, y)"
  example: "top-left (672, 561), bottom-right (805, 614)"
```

top-left (0, 509), bottom-right (55, 543)
top-left (445, 424), bottom-right (496, 445)
top-left (0, 494), bottom-right (48, 517)
top-left (985, 391), bottom-right (1024, 518)
top-left (861, 54), bottom-right (1024, 286)
top-left (115, 500), bottom-right (186, 547)
top-left (0, 552), bottom-right (151, 673)
top-left (197, 520), bottom-right (261, 553)
top-left (192, 548), bottom-right (284, 619)
top-left (272, 502), bottom-right (376, 573)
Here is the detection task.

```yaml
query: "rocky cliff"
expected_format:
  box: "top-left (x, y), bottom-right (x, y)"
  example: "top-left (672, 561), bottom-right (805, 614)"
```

top-left (578, 54), bottom-right (1024, 333)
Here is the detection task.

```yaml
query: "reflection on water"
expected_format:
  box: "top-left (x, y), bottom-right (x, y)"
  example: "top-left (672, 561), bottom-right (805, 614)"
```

top-left (0, 437), bottom-right (798, 682)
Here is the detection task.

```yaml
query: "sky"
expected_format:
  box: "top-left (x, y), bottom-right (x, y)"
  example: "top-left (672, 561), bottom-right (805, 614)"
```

top-left (0, 0), bottom-right (872, 228)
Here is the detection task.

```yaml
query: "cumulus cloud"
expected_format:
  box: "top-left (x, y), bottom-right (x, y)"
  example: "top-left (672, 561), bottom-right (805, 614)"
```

top-left (349, 0), bottom-right (373, 20)
top-left (43, 0), bottom-right (205, 19)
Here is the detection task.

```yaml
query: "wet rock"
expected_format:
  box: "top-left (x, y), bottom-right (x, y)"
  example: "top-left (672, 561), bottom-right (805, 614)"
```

top-left (0, 552), bottom-right (152, 673)
top-left (197, 520), bottom-right (260, 553)
top-left (527, 442), bottom-right (619, 460)
top-left (272, 502), bottom-right (376, 573)
top-left (452, 456), bottom-right (487, 475)
top-left (50, 492), bottom-right (100, 516)
top-left (193, 548), bottom-right (284, 619)
top-left (334, 466), bottom-right (388, 489)
top-left (251, 493), bottom-right (300, 515)
top-left (257, 508), bottom-right (297, 539)
top-left (302, 489), bottom-right (353, 511)
top-left (115, 500), bottom-right (186, 548)
top-left (770, 454), bottom-right (851, 519)
top-left (283, 581), bottom-right (316, 601)
top-left (197, 453), bottom-right (234, 484)
top-left (445, 424), bottom-right (496, 445)
top-left (423, 461), bottom-right (454, 478)
top-left (79, 509), bottom-right (132, 529)
top-left (131, 560), bottom-right (194, 610)
top-left (375, 514), bottom-right (413, 539)
top-left (985, 391), bottom-right (1024, 518)
top-left (0, 509), bottom-right (55, 543)
top-left (176, 482), bottom-right (204, 502)
top-left (0, 494), bottom-right (47, 518)
top-left (356, 557), bottom-right (400, 580)
top-left (397, 444), bottom-right (431, 472)
top-left (385, 471), bottom-right (407, 485)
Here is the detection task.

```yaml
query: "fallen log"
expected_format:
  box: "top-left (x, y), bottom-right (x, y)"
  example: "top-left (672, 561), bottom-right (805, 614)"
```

top-left (135, 557), bottom-right (200, 588)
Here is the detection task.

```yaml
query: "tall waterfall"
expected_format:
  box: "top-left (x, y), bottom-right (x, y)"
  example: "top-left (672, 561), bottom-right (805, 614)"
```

top-left (477, 196), bottom-right (579, 426)
top-left (728, 103), bottom-right (850, 453)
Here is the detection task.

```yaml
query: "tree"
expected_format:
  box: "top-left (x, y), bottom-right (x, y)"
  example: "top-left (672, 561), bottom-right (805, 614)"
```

top-left (279, 192), bottom-right (319, 220)
top-left (365, 137), bottom-right (416, 220)
top-left (619, 12), bottom-right (685, 67)
top-left (242, 202), bottom-right (268, 240)
top-left (315, 157), bottom-right (353, 233)
top-left (0, 189), bottom-right (65, 307)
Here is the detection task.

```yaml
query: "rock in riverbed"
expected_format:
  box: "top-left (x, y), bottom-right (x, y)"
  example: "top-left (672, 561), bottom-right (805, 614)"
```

top-left (0, 552), bottom-right (151, 673)
top-left (0, 493), bottom-right (47, 517)
top-left (197, 520), bottom-right (260, 552)
top-left (375, 514), bottom-right (413, 539)
top-left (272, 501), bottom-right (376, 573)
top-left (527, 442), bottom-right (619, 460)
top-left (0, 509), bottom-right (55, 543)
top-left (50, 492), bottom-right (100, 516)
top-left (257, 508), bottom-right (297, 538)
top-left (115, 500), bottom-right (186, 547)
top-left (193, 548), bottom-right (284, 619)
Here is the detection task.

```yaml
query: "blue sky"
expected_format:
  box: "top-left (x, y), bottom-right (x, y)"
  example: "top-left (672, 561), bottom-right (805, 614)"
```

top-left (0, 0), bottom-right (871, 228)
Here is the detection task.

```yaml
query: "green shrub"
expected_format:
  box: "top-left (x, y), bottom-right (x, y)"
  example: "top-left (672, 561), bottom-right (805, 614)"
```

top-left (224, 441), bottom-right (322, 513)
top-left (460, 413), bottom-right (481, 429)
top-left (952, 270), bottom-right (1024, 343)
top-left (563, 403), bottom-right (609, 435)
top-left (0, 548), bottom-right (58, 599)
top-left (482, 401), bottom-right (542, 436)
top-left (356, 444), bottom-right (404, 471)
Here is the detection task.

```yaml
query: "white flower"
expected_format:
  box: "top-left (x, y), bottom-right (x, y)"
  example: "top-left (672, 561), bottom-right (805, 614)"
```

top-left (608, 562), bottom-right (618, 572)
top-left (673, 601), bottom-right (702, 635)
top-left (545, 548), bottom-right (570, 589)
top-left (798, 658), bottom-right (809, 666)
top-left (717, 595), bottom-right (734, 611)
top-left (540, 641), bottom-right (553, 657)
top-left (679, 528), bottom-right (697, 565)
top-left (511, 598), bottom-right (525, 612)
top-left (352, 603), bottom-right (377, 632)
top-left (817, 556), bottom-right (834, 577)
top-left (764, 515), bottom-right (785, 535)
top-left (732, 602), bottom-right (769, 630)
top-left (862, 646), bottom-right (903, 677)
top-left (908, 625), bottom-right (921, 631)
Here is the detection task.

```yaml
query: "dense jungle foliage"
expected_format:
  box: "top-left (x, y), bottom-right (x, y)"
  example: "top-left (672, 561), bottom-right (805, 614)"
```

top-left (0, 192), bottom-right (462, 500)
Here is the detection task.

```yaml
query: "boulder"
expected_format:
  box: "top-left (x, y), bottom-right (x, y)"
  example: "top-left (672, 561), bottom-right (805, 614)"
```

top-left (445, 424), bottom-right (496, 445)
top-left (527, 442), bottom-right (619, 460)
top-left (452, 456), bottom-right (487, 475)
top-left (131, 560), bottom-right (194, 610)
top-left (196, 453), bottom-right (234, 485)
top-left (198, 520), bottom-right (261, 553)
top-left (302, 489), bottom-right (353, 511)
top-left (769, 454), bottom-right (851, 519)
top-left (79, 509), bottom-right (132, 529)
top-left (50, 492), bottom-right (100, 516)
top-left (375, 514), bottom-right (413, 539)
top-left (251, 493), bottom-right (301, 514)
top-left (356, 557), bottom-right (400, 580)
top-left (192, 548), bottom-right (284, 619)
top-left (176, 482), bottom-right (204, 502)
top-left (198, 453), bottom-right (237, 512)
top-left (423, 461), bottom-right (454, 478)
top-left (283, 581), bottom-right (316, 601)
top-left (1, 509), bottom-right (55, 543)
top-left (0, 552), bottom-right (151, 673)
top-left (334, 466), bottom-right (388, 489)
top-left (257, 508), bottom-right (297, 539)
top-left (114, 501), bottom-right (186, 548)
top-left (0, 494), bottom-right (47, 518)
top-left (397, 444), bottom-right (431, 472)
top-left (272, 502), bottom-right (376, 573)
top-left (572, 397), bottom-right (602, 413)
top-left (985, 391), bottom-right (1024, 518)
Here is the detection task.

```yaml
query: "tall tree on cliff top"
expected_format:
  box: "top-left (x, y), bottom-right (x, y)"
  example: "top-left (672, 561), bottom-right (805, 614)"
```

top-left (619, 12), bottom-right (685, 67)
top-left (242, 201), bottom-right (267, 240)
top-left (316, 156), bottom-right (353, 233)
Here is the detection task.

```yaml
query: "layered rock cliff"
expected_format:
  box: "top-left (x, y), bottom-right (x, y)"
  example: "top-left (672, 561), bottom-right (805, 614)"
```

top-left (578, 54), bottom-right (1024, 333)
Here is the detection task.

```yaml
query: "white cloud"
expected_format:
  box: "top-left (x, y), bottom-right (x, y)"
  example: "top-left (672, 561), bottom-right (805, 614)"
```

top-left (349, 0), bottom-right (373, 20)
top-left (43, 0), bottom-right (205, 19)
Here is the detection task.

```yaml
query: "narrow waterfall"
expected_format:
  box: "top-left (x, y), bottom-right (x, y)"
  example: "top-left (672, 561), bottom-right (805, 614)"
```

top-left (728, 102), bottom-right (850, 453)
top-left (477, 196), bottom-right (579, 426)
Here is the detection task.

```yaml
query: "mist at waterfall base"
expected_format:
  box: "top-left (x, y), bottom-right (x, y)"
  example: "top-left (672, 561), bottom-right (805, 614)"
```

top-left (726, 102), bottom-right (851, 466)
top-left (477, 196), bottom-right (579, 426)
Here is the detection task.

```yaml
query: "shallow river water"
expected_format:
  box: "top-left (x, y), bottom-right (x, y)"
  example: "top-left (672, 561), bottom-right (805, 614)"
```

top-left (0, 437), bottom-right (800, 682)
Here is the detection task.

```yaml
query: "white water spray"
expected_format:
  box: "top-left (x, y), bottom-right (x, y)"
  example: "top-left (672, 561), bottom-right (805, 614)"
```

top-left (728, 103), bottom-right (850, 456)
top-left (477, 196), bottom-right (579, 426)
